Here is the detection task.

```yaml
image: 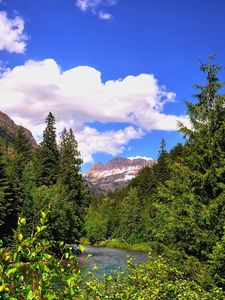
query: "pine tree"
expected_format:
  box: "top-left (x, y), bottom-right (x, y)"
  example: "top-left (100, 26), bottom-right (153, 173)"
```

top-left (159, 138), bottom-right (167, 156)
top-left (155, 138), bottom-right (170, 185)
top-left (21, 162), bottom-right (37, 236)
top-left (36, 112), bottom-right (60, 186)
top-left (210, 227), bottom-right (225, 288)
top-left (152, 57), bottom-right (225, 259)
top-left (11, 126), bottom-right (33, 209)
top-left (179, 57), bottom-right (225, 202)
top-left (59, 128), bottom-right (83, 187)
top-left (0, 150), bottom-right (7, 228)
top-left (0, 147), bottom-right (16, 243)
top-left (118, 187), bottom-right (142, 243)
top-left (48, 128), bottom-right (89, 242)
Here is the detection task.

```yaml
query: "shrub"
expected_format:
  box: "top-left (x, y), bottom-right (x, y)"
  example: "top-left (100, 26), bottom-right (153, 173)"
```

top-left (0, 212), bottom-right (81, 299)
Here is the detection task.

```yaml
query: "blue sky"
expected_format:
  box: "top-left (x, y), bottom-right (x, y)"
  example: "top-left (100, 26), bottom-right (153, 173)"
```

top-left (0, 0), bottom-right (225, 171)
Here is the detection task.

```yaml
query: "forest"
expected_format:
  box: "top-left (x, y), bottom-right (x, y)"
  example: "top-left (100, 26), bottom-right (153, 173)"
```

top-left (1, 59), bottom-right (225, 298)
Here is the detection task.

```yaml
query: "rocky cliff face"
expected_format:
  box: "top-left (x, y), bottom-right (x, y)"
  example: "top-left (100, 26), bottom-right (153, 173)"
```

top-left (85, 157), bottom-right (154, 193)
top-left (0, 111), bottom-right (37, 148)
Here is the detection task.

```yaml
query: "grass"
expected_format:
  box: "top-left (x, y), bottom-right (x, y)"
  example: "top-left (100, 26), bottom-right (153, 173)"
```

top-left (104, 239), bottom-right (151, 253)
top-left (80, 237), bottom-right (151, 252)
top-left (79, 237), bottom-right (91, 245)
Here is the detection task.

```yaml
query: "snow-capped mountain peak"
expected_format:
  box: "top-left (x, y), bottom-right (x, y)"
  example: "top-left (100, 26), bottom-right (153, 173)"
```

top-left (85, 157), bottom-right (154, 193)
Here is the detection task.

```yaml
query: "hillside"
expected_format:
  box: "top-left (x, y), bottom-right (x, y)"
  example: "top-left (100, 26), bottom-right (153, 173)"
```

top-left (0, 111), bottom-right (37, 149)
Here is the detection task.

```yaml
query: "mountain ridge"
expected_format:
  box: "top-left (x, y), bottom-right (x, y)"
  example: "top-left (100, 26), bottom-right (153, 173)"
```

top-left (0, 111), bottom-right (37, 149)
top-left (85, 157), bottom-right (154, 193)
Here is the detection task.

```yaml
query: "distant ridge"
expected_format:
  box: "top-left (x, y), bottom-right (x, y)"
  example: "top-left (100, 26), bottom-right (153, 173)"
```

top-left (84, 157), bottom-right (154, 193)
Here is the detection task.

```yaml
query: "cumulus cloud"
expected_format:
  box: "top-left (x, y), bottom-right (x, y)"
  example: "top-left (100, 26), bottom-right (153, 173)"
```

top-left (0, 10), bottom-right (27, 53)
top-left (78, 126), bottom-right (143, 162)
top-left (0, 58), bottom-right (185, 162)
top-left (76, 0), bottom-right (117, 19)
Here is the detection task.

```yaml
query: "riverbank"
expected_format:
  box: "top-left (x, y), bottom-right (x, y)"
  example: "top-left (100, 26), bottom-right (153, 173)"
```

top-left (80, 237), bottom-right (151, 253)
top-left (105, 240), bottom-right (151, 253)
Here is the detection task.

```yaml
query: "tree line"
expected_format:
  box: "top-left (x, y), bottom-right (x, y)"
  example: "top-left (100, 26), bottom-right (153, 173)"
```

top-left (0, 112), bottom-right (90, 245)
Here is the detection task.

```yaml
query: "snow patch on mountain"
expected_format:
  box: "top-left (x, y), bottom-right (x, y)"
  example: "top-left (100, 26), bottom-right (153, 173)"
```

top-left (128, 156), bottom-right (153, 161)
top-left (84, 157), bottom-right (154, 193)
top-left (115, 174), bottom-right (136, 182)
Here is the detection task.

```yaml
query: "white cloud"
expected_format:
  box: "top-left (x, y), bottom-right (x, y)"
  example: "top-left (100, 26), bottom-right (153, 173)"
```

top-left (0, 58), bottom-right (185, 162)
top-left (76, 0), bottom-right (89, 11)
top-left (0, 10), bottom-right (27, 53)
top-left (76, 0), bottom-right (117, 19)
top-left (98, 11), bottom-right (112, 20)
top-left (78, 126), bottom-right (143, 162)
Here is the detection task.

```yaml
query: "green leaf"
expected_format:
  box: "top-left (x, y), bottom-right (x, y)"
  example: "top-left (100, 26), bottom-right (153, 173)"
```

top-left (79, 245), bottom-right (85, 253)
top-left (41, 211), bottom-right (47, 219)
top-left (18, 233), bottom-right (23, 241)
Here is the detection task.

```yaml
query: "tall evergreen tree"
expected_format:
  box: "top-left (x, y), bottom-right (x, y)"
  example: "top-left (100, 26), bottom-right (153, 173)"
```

top-left (49, 128), bottom-right (89, 241)
top-left (0, 147), bottom-right (16, 242)
top-left (10, 126), bottom-right (32, 209)
top-left (21, 161), bottom-right (37, 236)
top-left (151, 58), bottom-right (225, 259)
top-left (154, 138), bottom-right (170, 185)
top-left (36, 112), bottom-right (60, 186)
top-left (180, 58), bottom-right (225, 254)
top-left (179, 57), bottom-right (225, 202)
top-left (0, 149), bottom-right (7, 229)
top-left (118, 187), bottom-right (143, 243)
top-left (59, 128), bottom-right (83, 187)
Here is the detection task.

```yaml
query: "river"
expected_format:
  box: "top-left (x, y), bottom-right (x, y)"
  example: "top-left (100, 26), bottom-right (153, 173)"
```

top-left (80, 245), bottom-right (148, 277)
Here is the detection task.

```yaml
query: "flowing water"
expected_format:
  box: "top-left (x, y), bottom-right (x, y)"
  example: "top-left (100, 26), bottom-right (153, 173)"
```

top-left (80, 246), bottom-right (148, 277)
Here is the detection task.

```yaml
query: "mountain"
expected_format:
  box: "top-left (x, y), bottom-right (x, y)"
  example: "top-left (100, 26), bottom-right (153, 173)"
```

top-left (85, 157), bottom-right (154, 193)
top-left (0, 111), bottom-right (37, 149)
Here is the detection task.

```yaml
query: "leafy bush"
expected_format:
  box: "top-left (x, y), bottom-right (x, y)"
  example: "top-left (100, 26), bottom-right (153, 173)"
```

top-left (78, 256), bottom-right (224, 300)
top-left (0, 212), bottom-right (82, 299)
top-left (0, 212), bottom-right (224, 299)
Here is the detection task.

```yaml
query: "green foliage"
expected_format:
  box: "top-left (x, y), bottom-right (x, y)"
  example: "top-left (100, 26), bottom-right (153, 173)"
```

top-left (85, 209), bottom-right (107, 244)
top-left (21, 162), bottom-right (37, 235)
top-left (10, 126), bottom-right (33, 217)
top-left (156, 57), bottom-right (225, 259)
top-left (59, 128), bottom-right (83, 187)
top-left (118, 187), bottom-right (143, 243)
top-left (31, 115), bottom-right (89, 243)
top-left (14, 126), bottom-right (32, 162)
top-left (76, 256), bottom-right (224, 300)
top-left (0, 146), bottom-right (17, 242)
top-left (0, 125), bottom-right (16, 149)
top-left (84, 195), bottom-right (119, 244)
top-left (57, 127), bottom-right (90, 241)
top-left (0, 212), bottom-right (82, 299)
top-left (179, 58), bottom-right (225, 203)
top-left (48, 183), bottom-right (84, 243)
top-left (209, 227), bottom-right (225, 288)
top-left (1, 214), bottom-right (223, 299)
top-left (105, 239), bottom-right (150, 252)
top-left (36, 112), bottom-right (60, 186)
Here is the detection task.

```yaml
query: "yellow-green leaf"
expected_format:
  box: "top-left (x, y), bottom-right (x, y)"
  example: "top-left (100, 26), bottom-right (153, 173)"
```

top-left (18, 233), bottom-right (23, 241)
